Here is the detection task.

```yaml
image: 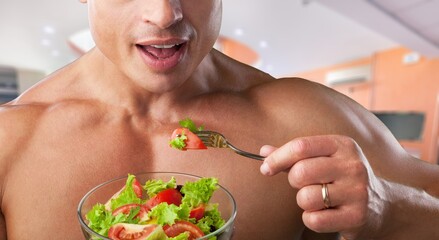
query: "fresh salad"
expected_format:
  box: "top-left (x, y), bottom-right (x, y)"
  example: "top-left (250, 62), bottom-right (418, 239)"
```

top-left (86, 174), bottom-right (225, 240)
top-left (169, 118), bottom-right (207, 151)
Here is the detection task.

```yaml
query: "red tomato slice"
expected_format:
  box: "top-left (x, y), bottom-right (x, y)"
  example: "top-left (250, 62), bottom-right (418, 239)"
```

top-left (112, 203), bottom-right (148, 220)
top-left (108, 223), bottom-right (157, 240)
top-left (132, 178), bottom-right (143, 198)
top-left (146, 188), bottom-right (183, 209)
top-left (171, 128), bottom-right (207, 150)
top-left (189, 204), bottom-right (206, 221)
top-left (163, 220), bottom-right (205, 239)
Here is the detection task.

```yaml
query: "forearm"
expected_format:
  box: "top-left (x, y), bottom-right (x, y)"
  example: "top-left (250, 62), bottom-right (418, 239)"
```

top-left (368, 178), bottom-right (439, 240)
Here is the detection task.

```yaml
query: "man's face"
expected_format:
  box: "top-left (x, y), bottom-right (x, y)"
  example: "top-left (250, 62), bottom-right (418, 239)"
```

top-left (85, 0), bottom-right (222, 92)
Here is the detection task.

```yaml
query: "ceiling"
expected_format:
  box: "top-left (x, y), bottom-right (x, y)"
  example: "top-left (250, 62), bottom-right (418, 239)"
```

top-left (0, 0), bottom-right (438, 77)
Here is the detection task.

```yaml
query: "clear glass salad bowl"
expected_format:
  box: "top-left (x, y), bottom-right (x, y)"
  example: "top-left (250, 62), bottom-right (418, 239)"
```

top-left (77, 172), bottom-right (237, 240)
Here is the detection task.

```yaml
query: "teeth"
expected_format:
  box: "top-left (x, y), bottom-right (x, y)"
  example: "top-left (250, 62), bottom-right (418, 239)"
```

top-left (151, 44), bottom-right (176, 49)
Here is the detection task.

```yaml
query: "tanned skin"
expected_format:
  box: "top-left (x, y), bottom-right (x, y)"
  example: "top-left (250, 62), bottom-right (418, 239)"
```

top-left (1, 0), bottom-right (439, 239)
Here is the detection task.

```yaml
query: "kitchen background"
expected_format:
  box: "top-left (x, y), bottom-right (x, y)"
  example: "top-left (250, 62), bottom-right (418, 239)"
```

top-left (1, 0), bottom-right (438, 163)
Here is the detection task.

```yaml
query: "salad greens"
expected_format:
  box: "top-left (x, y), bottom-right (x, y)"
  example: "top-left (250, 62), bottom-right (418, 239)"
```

top-left (178, 118), bottom-right (204, 133)
top-left (110, 174), bottom-right (143, 210)
top-left (86, 174), bottom-right (225, 240)
top-left (169, 133), bottom-right (188, 150)
top-left (144, 177), bottom-right (178, 198)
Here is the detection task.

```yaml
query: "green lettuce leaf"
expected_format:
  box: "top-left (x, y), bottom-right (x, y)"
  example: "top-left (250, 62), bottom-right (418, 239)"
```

top-left (179, 118), bottom-right (204, 132)
top-left (196, 203), bottom-right (225, 234)
top-left (110, 174), bottom-right (143, 210)
top-left (181, 178), bottom-right (218, 208)
top-left (169, 231), bottom-right (190, 240)
top-left (143, 177), bottom-right (177, 198)
top-left (86, 203), bottom-right (140, 236)
top-left (148, 202), bottom-right (190, 226)
top-left (169, 133), bottom-right (188, 150)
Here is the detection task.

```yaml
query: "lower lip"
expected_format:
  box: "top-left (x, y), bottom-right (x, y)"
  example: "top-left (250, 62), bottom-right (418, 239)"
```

top-left (136, 44), bottom-right (187, 72)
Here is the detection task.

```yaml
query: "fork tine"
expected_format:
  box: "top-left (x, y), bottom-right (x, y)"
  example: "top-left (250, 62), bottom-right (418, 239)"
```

top-left (196, 135), bottom-right (211, 141)
top-left (195, 130), bottom-right (264, 160)
top-left (195, 132), bottom-right (211, 138)
top-left (199, 139), bottom-right (214, 147)
top-left (194, 132), bottom-right (216, 147)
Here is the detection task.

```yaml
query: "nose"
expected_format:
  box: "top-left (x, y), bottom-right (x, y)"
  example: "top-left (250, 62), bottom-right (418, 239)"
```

top-left (141, 0), bottom-right (183, 29)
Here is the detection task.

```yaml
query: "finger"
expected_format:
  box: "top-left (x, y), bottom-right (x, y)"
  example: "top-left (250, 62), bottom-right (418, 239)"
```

top-left (259, 145), bottom-right (278, 157)
top-left (296, 183), bottom-right (363, 211)
top-left (302, 204), bottom-right (367, 233)
top-left (287, 157), bottom-right (339, 188)
top-left (296, 184), bottom-right (333, 211)
top-left (263, 136), bottom-right (338, 175)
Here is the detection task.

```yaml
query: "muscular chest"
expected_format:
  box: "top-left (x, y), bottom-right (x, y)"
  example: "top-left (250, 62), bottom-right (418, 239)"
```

top-left (5, 112), bottom-right (303, 239)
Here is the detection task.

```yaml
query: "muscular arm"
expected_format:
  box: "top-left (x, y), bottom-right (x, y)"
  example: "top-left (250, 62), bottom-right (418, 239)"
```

top-left (257, 78), bottom-right (439, 239)
top-left (370, 176), bottom-right (439, 239)
top-left (314, 84), bottom-right (439, 238)
top-left (0, 106), bottom-right (9, 240)
top-left (0, 103), bottom-right (44, 239)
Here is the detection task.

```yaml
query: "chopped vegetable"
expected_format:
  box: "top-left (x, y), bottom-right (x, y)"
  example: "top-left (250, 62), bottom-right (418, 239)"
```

top-left (178, 118), bottom-right (204, 132)
top-left (169, 118), bottom-right (207, 151)
top-left (86, 174), bottom-right (225, 240)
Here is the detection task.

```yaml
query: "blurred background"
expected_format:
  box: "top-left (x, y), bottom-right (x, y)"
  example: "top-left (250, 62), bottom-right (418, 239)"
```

top-left (0, 0), bottom-right (438, 163)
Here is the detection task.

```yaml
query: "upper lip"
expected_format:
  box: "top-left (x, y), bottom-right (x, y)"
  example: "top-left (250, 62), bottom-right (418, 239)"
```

top-left (135, 38), bottom-right (188, 46)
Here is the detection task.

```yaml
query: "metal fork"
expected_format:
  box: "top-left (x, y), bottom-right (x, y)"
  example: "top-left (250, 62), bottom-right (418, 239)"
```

top-left (195, 130), bottom-right (265, 161)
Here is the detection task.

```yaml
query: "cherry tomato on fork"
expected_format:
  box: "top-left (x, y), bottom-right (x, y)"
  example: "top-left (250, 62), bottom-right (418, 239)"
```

top-left (170, 128), bottom-right (207, 150)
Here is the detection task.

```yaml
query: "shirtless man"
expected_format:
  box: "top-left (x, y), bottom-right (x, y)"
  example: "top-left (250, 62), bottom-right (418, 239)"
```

top-left (1, 0), bottom-right (439, 239)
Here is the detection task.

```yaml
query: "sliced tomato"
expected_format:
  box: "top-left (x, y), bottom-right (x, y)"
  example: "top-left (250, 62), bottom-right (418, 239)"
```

top-left (108, 223), bottom-right (157, 240)
top-left (132, 178), bottom-right (143, 198)
top-left (170, 128), bottom-right (207, 150)
top-left (163, 220), bottom-right (204, 239)
top-left (112, 203), bottom-right (148, 220)
top-left (189, 204), bottom-right (206, 221)
top-left (146, 188), bottom-right (183, 209)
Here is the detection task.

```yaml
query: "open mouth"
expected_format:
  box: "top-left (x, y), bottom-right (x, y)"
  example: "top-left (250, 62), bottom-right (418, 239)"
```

top-left (137, 43), bottom-right (185, 60)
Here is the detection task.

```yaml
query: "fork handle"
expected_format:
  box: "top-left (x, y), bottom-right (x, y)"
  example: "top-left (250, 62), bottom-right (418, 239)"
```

top-left (235, 151), bottom-right (265, 161)
top-left (226, 143), bottom-right (265, 161)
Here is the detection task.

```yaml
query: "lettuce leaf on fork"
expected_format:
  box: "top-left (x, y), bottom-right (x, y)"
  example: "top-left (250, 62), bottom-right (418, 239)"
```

top-left (178, 118), bottom-right (204, 132)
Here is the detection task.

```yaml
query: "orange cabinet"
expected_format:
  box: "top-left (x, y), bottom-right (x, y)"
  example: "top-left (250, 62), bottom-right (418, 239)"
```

top-left (295, 47), bottom-right (439, 163)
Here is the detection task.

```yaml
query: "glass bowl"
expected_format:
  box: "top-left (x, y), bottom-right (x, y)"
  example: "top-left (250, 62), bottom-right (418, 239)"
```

top-left (78, 172), bottom-right (237, 240)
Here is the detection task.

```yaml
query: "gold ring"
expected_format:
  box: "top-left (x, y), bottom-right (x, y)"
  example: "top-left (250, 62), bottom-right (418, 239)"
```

top-left (321, 183), bottom-right (331, 209)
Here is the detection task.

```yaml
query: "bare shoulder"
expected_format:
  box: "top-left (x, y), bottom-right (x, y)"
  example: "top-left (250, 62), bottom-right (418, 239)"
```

top-left (248, 77), bottom-right (348, 132)
top-left (0, 98), bottom-right (104, 183)
top-left (249, 77), bottom-right (408, 164)
top-left (0, 102), bottom-right (47, 160)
